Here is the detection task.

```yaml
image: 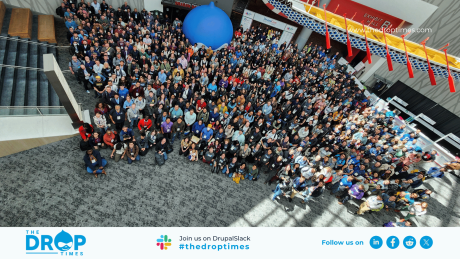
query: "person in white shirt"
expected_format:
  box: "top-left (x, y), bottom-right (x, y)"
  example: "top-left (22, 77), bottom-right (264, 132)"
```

top-left (404, 201), bottom-right (428, 220)
top-left (357, 195), bottom-right (384, 215)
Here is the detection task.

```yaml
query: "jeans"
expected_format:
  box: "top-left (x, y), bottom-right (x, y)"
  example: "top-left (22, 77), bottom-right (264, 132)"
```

top-left (171, 132), bottom-right (181, 144)
top-left (222, 167), bottom-right (233, 177)
top-left (245, 173), bottom-right (259, 181)
top-left (331, 181), bottom-right (346, 194)
top-left (99, 126), bottom-right (108, 136)
top-left (301, 189), bottom-right (313, 203)
top-left (86, 159), bottom-right (108, 173)
top-left (128, 155), bottom-right (140, 164)
top-left (94, 90), bottom-right (103, 98)
top-left (129, 118), bottom-right (138, 129)
top-left (272, 183), bottom-right (283, 200)
top-left (163, 152), bottom-right (168, 161)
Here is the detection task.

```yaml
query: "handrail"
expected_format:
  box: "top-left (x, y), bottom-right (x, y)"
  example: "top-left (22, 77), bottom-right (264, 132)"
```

top-left (0, 64), bottom-right (44, 71)
top-left (0, 106), bottom-right (68, 117)
top-left (0, 35), bottom-right (68, 48)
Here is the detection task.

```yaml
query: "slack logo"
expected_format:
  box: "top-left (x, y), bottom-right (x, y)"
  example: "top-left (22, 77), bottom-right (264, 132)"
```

top-left (386, 236), bottom-right (400, 249)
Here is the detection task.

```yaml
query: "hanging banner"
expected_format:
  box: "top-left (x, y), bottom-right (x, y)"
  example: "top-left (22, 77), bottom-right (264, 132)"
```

top-left (240, 16), bottom-right (253, 31)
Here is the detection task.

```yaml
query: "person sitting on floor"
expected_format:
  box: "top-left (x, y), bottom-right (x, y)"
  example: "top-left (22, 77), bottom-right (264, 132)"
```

top-left (83, 149), bottom-right (107, 178)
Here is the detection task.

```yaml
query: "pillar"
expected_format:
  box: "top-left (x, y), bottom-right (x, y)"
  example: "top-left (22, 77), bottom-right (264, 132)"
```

top-left (43, 54), bottom-right (83, 129)
top-left (295, 26), bottom-right (313, 50)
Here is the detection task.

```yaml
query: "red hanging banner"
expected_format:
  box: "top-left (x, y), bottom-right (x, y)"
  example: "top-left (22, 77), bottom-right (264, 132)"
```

top-left (323, 4), bottom-right (331, 50)
top-left (361, 21), bottom-right (372, 64)
top-left (343, 13), bottom-right (352, 57)
top-left (401, 33), bottom-right (414, 78)
top-left (420, 37), bottom-right (436, 85)
top-left (382, 27), bottom-right (393, 71)
top-left (443, 48), bottom-right (456, 92)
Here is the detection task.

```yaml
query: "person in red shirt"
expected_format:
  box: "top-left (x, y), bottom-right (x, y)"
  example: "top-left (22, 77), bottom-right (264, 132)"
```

top-left (138, 115), bottom-right (153, 131)
top-left (196, 98), bottom-right (207, 112)
top-left (234, 30), bottom-right (242, 38)
top-left (103, 128), bottom-right (118, 149)
top-left (129, 81), bottom-right (144, 98)
top-left (79, 123), bottom-right (94, 140)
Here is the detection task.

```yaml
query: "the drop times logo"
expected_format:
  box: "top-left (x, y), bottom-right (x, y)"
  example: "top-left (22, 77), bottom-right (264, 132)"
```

top-left (26, 230), bottom-right (86, 256)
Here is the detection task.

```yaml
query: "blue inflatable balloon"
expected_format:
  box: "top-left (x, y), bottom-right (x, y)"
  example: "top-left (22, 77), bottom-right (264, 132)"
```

top-left (183, 2), bottom-right (233, 50)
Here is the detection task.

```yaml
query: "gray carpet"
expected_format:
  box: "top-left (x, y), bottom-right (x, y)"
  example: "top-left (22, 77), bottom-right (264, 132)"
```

top-left (1, 137), bottom-right (460, 227)
top-left (1, 24), bottom-right (460, 227)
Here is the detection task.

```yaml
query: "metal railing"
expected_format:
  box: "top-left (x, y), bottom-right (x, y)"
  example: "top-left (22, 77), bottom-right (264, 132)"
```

top-left (0, 35), bottom-right (68, 48)
top-left (0, 106), bottom-right (68, 116)
top-left (0, 103), bottom-right (83, 117)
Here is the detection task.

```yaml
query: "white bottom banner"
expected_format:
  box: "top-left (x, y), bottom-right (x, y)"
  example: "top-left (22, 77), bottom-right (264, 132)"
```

top-left (0, 227), bottom-right (452, 258)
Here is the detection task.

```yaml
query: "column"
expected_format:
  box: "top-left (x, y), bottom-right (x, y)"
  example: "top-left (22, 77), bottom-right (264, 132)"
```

top-left (295, 26), bottom-right (313, 50)
top-left (43, 54), bottom-right (83, 129)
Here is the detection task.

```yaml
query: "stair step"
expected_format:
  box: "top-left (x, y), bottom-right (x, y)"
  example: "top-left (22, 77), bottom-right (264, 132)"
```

top-left (1, 8), bottom-right (12, 36)
top-left (27, 41), bottom-right (38, 107)
top-left (0, 37), bottom-right (8, 103)
top-left (38, 44), bottom-right (49, 107)
top-left (0, 37), bottom-right (18, 106)
top-left (48, 45), bottom-right (60, 107)
top-left (12, 41), bottom-right (29, 112)
top-left (31, 15), bottom-right (38, 41)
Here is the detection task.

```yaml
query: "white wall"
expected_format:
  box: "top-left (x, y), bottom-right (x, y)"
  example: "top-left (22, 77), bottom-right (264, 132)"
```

top-left (143, 0), bottom-right (163, 11)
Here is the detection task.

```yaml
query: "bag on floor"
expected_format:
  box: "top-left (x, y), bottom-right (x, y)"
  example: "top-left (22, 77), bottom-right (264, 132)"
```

top-left (80, 139), bottom-right (92, 151)
top-left (155, 152), bottom-right (165, 166)
top-left (166, 144), bottom-right (174, 154)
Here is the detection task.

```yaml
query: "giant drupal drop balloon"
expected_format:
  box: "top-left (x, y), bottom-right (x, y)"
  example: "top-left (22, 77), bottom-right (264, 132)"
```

top-left (183, 2), bottom-right (233, 50)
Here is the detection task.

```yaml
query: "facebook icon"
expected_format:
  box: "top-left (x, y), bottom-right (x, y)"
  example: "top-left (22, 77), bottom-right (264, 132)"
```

top-left (370, 236), bottom-right (383, 249)
top-left (386, 236), bottom-right (400, 249)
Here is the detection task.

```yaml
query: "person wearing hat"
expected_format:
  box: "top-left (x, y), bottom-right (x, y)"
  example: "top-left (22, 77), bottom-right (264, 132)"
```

top-left (200, 124), bottom-right (214, 145)
top-left (90, 74), bottom-right (106, 98)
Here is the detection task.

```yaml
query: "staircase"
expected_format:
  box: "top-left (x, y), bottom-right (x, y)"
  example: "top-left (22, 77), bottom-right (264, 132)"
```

top-left (0, 5), bottom-right (60, 116)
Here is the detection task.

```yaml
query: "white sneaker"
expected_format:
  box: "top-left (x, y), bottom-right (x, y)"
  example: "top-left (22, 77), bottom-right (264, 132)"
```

top-left (108, 124), bottom-right (111, 127)
top-left (86, 90), bottom-right (90, 93)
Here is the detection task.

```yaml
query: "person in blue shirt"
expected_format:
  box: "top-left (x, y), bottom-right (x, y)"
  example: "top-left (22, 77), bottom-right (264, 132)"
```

top-left (270, 82), bottom-right (281, 98)
top-left (65, 18), bottom-right (78, 29)
top-left (393, 125), bottom-right (406, 135)
top-left (287, 176), bottom-right (309, 202)
top-left (353, 164), bottom-right (366, 177)
top-left (207, 81), bottom-right (217, 93)
top-left (400, 132), bottom-right (415, 142)
top-left (385, 109), bottom-right (395, 118)
top-left (119, 126), bottom-right (135, 142)
top-left (192, 120), bottom-right (205, 137)
top-left (118, 85), bottom-right (129, 100)
top-left (426, 166), bottom-right (446, 178)
top-left (331, 175), bottom-right (353, 194)
top-left (158, 69), bottom-right (167, 83)
top-left (169, 105), bottom-right (183, 122)
top-left (123, 95), bottom-right (134, 110)
top-left (262, 101), bottom-right (272, 115)
top-left (369, 146), bottom-right (382, 157)
top-left (235, 50), bottom-right (242, 59)
top-left (200, 124), bottom-right (214, 144)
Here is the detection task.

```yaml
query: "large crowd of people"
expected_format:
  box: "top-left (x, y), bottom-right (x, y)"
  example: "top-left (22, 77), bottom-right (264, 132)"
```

top-left (59, 0), bottom-right (459, 225)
